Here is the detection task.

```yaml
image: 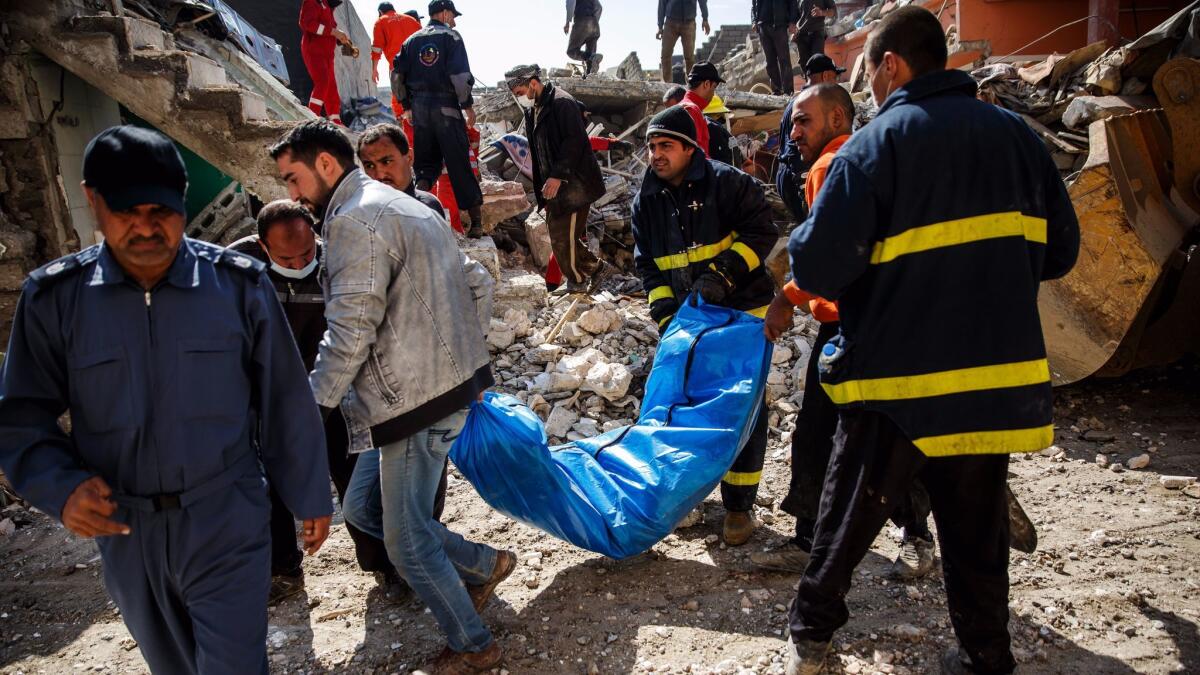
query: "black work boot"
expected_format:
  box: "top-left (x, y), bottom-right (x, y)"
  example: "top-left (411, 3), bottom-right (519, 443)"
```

top-left (466, 206), bottom-right (484, 239)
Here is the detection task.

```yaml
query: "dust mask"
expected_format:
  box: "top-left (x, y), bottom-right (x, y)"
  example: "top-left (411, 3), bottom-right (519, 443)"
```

top-left (270, 256), bottom-right (319, 280)
top-left (870, 62), bottom-right (895, 108)
top-left (515, 95), bottom-right (535, 110)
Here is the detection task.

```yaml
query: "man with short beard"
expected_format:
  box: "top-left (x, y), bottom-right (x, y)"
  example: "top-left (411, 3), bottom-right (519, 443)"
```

top-left (271, 119), bottom-right (515, 674)
top-left (357, 123), bottom-right (445, 217)
top-left (0, 126), bottom-right (333, 674)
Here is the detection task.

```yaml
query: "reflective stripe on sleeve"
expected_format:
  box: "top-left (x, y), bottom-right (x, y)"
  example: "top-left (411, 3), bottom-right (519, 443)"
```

top-left (648, 286), bottom-right (675, 304)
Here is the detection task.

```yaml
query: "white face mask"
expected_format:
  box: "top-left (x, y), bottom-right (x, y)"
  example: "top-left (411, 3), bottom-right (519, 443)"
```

top-left (870, 61), bottom-right (896, 108)
top-left (515, 95), bottom-right (534, 109)
top-left (270, 256), bottom-right (319, 280)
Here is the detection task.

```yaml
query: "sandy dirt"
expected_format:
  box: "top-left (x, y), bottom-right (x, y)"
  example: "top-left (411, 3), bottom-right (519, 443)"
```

top-left (0, 359), bottom-right (1197, 675)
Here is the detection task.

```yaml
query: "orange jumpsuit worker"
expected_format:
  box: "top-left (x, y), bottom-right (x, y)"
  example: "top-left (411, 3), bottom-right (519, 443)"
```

top-left (300, 0), bottom-right (349, 125)
top-left (371, 3), bottom-right (422, 138)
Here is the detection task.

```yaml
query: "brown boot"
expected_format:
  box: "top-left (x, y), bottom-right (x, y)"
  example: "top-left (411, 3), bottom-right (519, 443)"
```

top-left (466, 549), bottom-right (516, 613)
top-left (425, 642), bottom-right (503, 675)
top-left (722, 511), bottom-right (756, 546)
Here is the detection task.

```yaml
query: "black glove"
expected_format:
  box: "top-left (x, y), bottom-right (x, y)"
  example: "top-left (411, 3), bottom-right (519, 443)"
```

top-left (649, 297), bottom-right (680, 335)
top-left (692, 270), bottom-right (732, 305)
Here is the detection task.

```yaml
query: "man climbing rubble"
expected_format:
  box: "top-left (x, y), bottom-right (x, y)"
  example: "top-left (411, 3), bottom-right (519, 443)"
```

top-left (230, 201), bottom-right (404, 604)
top-left (392, 0), bottom-right (485, 237)
top-left (505, 64), bottom-right (616, 296)
top-left (657, 0), bottom-right (710, 83)
top-left (781, 8), bottom-right (1079, 674)
top-left (565, 0), bottom-right (604, 75)
top-left (371, 2), bottom-right (423, 135)
top-left (752, 0), bottom-right (800, 95)
top-left (632, 106), bottom-right (778, 547)
top-left (0, 126), bottom-right (334, 674)
top-left (753, 84), bottom-right (936, 581)
top-left (300, 0), bottom-right (354, 124)
top-left (271, 119), bottom-right (516, 674)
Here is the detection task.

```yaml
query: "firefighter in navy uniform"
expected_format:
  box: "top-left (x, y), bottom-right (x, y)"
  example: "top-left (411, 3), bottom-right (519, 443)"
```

top-left (631, 106), bottom-right (778, 547)
top-left (0, 126), bottom-right (333, 674)
top-left (391, 0), bottom-right (484, 237)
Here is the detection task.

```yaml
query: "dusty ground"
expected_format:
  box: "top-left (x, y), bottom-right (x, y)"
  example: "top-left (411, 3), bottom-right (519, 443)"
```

top-left (0, 358), bottom-right (1197, 675)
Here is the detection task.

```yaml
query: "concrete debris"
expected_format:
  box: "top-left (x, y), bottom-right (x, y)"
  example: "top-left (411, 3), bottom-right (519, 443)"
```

top-left (1126, 454), bottom-right (1151, 470)
top-left (0, 518), bottom-right (14, 537)
top-left (479, 181), bottom-right (533, 232)
top-left (1159, 476), bottom-right (1197, 490)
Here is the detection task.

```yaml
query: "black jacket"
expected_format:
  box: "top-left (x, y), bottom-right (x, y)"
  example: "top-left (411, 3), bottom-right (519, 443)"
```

top-left (524, 82), bottom-right (606, 215)
top-left (230, 237), bottom-right (326, 371)
top-left (707, 118), bottom-right (735, 166)
top-left (796, 0), bottom-right (836, 35)
top-left (632, 152), bottom-right (779, 329)
top-left (752, 0), bottom-right (799, 28)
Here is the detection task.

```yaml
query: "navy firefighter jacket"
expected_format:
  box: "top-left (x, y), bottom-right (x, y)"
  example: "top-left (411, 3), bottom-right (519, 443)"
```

top-left (0, 239), bottom-right (333, 522)
top-left (787, 69), bottom-right (1080, 457)
top-left (393, 19), bottom-right (475, 111)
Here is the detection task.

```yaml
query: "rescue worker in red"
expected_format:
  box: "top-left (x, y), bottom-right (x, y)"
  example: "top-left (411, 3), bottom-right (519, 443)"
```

top-left (299, 0), bottom-right (352, 125)
top-left (371, 2), bottom-right (423, 138)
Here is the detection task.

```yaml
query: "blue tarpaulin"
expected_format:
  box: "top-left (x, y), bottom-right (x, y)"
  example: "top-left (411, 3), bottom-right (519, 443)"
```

top-left (449, 297), bottom-right (773, 559)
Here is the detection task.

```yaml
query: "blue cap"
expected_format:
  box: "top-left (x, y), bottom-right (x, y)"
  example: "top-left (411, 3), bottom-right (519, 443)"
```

top-left (83, 126), bottom-right (187, 215)
top-left (822, 343), bottom-right (837, 357)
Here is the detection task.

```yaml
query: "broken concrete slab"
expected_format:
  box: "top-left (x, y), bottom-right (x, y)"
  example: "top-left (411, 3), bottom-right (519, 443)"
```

top-left (480, 180), bottom-right (531, 232)
top-left (1062, 96), bottom-right (1157, 130)
top-left (462, 236), bottom-right (501, 282)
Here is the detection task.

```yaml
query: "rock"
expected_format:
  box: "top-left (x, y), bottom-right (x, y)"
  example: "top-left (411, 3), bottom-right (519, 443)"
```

top-left (479, 180), bottom-right (530, 231)
top-left (578, 307), bottom-right (621, 335)
top-left (771, 345), bottom-right (793, 365)
top-left (1126, 454), bottom-right (1150, 470)
top-left (573, 417), bottom-right (600, 437)
top-left (764, 236), bottom-right (790, 288)
top-left (1095, 454), bottom-right (1110, 468)
top-left (529, 343), bottom-right (562, 365)
top-left (1082, 429), bottom-right (1116, 442)
top-left (583, 361), bottom-right (633, 402)
top-left (557, 348), bottom-right (604, 377)
top-left (524, 211), bottom-right (554, 269)
top-left (545, 405), bottom-right (579, 438)
top-left (0, 518), bottom-right (14, 536)
top-left (460, 236), bottom-right (501, 282)
top-left (487, 319), bottom-right (515, 350)
top-left (560, 322), bottom-right (592, 346)
top-left (494, 273), bottom-right (548, 315)
top-left (889, 624), bottom-right (926, 642)
top-left (1184, 484), bottom-right (1200, 499)
top-left (532, 372), bottom-right (582, 394)
top-left (502, 308), bottom-right (532, 338)
top-left (1159, 476), bottom-right (1196, 490)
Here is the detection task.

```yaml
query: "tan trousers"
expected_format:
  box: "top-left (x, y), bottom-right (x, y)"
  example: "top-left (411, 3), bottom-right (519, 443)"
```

top-left (660, 18), bottom-right (697, 83)
top-left (546, 205), bottom-right (599, 285)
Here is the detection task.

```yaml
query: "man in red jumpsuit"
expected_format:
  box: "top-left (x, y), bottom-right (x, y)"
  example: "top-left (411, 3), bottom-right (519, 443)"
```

top-left (371, 3), bottom-right (422, 138)
top-left (299, 0), bottom-right (351, 124)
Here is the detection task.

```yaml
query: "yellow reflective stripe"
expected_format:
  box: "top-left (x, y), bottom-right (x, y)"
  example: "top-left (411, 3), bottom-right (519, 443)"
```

top-left (745, 305), bottom-right (770, 319)
top-left (730, 242), bottom-right (761, 272)
top-left (822, 358), bottom-right (1050, 405)
top-left (653, 234), bottom-right (734, 271)
top-left (722, 470), bottom-right (762, 486)
top-left (870, 212), bottom-right (1047, 265)
top-left (914, 425), bottom-right (1055, 457)
top-left (658, 315), bottom-right (673, 328)
top-left (648, 286), bottom-right (675, 304)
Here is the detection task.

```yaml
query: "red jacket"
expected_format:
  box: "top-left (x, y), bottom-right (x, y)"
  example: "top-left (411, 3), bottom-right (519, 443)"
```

top-left (680, 90), bottom-right (712, 156)
top-left (299, 0), bottom-right (337, 44)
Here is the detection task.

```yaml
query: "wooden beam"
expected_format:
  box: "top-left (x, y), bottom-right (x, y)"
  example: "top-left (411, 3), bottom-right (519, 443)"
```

top-left (731, 110), bottom-right (784, 137)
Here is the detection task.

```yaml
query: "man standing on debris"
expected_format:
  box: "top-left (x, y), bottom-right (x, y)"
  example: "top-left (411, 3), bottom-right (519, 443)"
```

top-left (393, 0), bottom-right (485, 237)
top-left (753, 0), bottom-right (800, 95)
top-left (658, 0), bottom-right (711, 83)
top-left (793, 0), bottom-right (837, 79)
top-left (271, 119), bottom-right (515, 674)
top-left (632, 106), bottom-right (778, 546)
top-left (300, 0), bottom-right (353, 124)
top-left (565, 0), bottom-right (604, 75)
top-left (0, 126), bottom-right (333, 674)
top-left (679, 61), bottom-right (724, 156)
top-left (358, 122), bottom-right (447, 217)
top-left (781, 8), bottom-right (1079, 674)
top-left (230, 201), bottom-right (405, 604)
top-left (505, 65), bottom-right (615, 295)
top-left (753, 85), bottom-right (936, 580)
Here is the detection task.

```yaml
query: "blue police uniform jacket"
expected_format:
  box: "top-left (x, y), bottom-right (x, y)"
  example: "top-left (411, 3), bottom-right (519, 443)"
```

top-left (392, 19), bottom-right (474, 111)
top-left (0, 239), bottom-right (333, 522)
top-left (787, 69), bottom-right (1081, 457)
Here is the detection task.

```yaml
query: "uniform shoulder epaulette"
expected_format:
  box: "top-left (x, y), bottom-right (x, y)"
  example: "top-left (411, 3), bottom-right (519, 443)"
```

top-left (189, 239), bottom-right (267, 277)
top-left (27, 245), bottom-right (101, 286)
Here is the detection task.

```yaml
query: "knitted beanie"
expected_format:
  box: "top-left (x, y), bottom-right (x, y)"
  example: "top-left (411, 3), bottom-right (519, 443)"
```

top-left (646, 105), bottom-right (699, 150)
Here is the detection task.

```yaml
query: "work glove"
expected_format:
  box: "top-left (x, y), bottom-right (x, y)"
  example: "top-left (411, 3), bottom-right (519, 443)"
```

top-left (649, 297), bottom-right (680, 335)
top-left (691, 268), bottom-right (733, 305)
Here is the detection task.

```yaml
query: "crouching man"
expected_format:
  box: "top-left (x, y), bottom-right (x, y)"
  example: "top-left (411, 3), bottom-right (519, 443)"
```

top-left (271, 119), bottom-right (517, 674)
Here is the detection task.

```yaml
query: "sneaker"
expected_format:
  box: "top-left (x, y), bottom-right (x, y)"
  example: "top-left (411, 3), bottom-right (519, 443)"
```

top-left (425, 642), bottom-right (503, 675)
top-left (466, 549), bottom-right (516, 613)
top-left (890, 536), bottom-right (936, 580)
top-left (466, 224), bottom-right (484, 239)
top-left (785, 636), bottom-right (831, 675)
top-left (268, 573), bottom-right (305, 606)
top-left (750, 540), bottom-right (811, 573)
top-left (1006, 484), bottom-right (1038, 554)
top-left (587, 53), bottom-right (604, 75)
top-left (586, 260), bottom-right (618, 295)
top-left (550, 279), bottom-right (588, 296)
top-left (722, 511), bottom-right (757, 547)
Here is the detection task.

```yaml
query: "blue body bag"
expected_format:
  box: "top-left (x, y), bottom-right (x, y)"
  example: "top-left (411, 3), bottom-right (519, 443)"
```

top-left (449, 298), bottom-right (772, 559)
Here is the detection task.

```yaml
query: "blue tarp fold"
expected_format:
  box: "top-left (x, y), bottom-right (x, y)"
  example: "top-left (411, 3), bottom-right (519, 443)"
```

top-left (450, 297), bottom-right (772, 559)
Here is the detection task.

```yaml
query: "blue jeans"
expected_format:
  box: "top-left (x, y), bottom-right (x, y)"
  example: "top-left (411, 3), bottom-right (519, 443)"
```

top-left (375, 409), bottom-right (498, 653)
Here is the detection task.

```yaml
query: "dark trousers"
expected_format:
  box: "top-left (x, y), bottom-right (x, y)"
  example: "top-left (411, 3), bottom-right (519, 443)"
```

top-left (792, 31), bottom-right (826, 75)
top-left (780, 321), bottom-right (931, 547)
top-left (546, 205), bottom-right (600, 284)
top-left (567, 14), bottom-right (601, 70)
top-left (412, 99), bottom-right (483, 211)
top-left (270, 409), bottom-right (395, 576)
top-left (757, 24), bottom-right (794, 94)
top-left (789, 410), bottom-right (1016, 674)
top-left (720, 393), bottom-right (769, 512)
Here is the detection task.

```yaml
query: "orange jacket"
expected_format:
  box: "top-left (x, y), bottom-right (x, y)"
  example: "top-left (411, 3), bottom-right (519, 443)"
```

top-left (782, 134), bottom-right (850, 324)
top-left (372, 11), bottom-right (421, 70)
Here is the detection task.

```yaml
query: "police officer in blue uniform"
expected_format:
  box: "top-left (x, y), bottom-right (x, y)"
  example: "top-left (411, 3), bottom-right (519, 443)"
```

top-left (0, 126), bottom-right (334, 674)
top-left (392, 0), bottom-right (485, 237)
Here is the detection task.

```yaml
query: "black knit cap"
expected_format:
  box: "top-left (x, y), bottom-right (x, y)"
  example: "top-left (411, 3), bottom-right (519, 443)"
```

top-left (646, 105), bottom-right (699, 150)
top-left (83, 125), bottom-right (187, 215)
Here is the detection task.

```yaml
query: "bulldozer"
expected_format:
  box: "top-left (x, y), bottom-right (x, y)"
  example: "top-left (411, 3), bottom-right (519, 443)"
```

top-left (1041, 56), bottom-right (1200, 384)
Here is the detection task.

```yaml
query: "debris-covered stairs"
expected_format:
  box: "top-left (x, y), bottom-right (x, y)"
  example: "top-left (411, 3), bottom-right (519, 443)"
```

top-left (3, 4), bottom-right (299, 202)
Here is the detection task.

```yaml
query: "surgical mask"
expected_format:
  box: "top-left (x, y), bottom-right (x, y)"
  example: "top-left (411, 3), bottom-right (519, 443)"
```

top-left (870, 62), bottom-right (895, 108)
top-left (515, 95), bottom-right (534, 109)
top-left (270, 256), bottom-right (319, 280)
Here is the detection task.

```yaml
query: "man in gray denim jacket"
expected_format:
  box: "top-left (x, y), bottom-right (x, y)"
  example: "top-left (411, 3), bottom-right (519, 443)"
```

top-left (271, 120), bottom-right (516, 674)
